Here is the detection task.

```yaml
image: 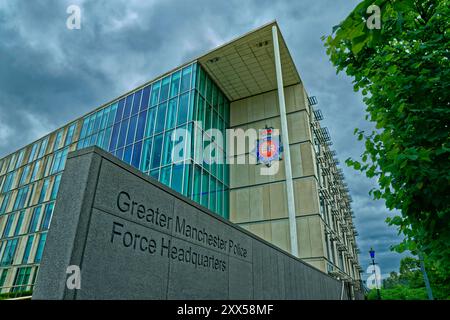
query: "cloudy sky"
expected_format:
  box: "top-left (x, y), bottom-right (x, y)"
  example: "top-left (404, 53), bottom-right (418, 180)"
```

top-left (0, 0), bottom-right (406, 279)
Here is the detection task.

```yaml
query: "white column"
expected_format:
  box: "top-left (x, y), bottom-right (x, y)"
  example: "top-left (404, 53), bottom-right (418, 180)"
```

top-left (272, 25), bottom-right (299, 257)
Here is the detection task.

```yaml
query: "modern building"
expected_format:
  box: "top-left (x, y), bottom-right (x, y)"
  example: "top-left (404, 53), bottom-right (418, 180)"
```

top-left (0, 21), bottom-right (362, 298)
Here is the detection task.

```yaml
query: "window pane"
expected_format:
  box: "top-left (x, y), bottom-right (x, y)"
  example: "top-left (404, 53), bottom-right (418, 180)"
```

top-left (159, 76), bottom-right (170, 102)
top-left (131, 90), bottom-right (142, 116)
top-left (123, 145), bottom-right (133, 164)
top-left (117, 118), bottom-right (129, 149)
top-left (201, 172), bottom-right (209, 208)
top-left (151, 134), bottom-right (163, 169)
top-left (170, 71), bottom-right (181, 98)
top-left (180, 65), bottom-right (192, 93)
top-left (160, 165), bottom-right (171, 187)
top-left (131, 141), bottom-right (142, 169)
top-left (145, 107), bottom-right (156, 138)
top-left (171, 163), bottom-right (183, 194)
top-left (114, 98), bottom-right (125, 123)
top-left (123, 94), bottom-right (134, 119)
top-left (140, 138), bottom-right (153, 172)
top-left (150, 81), bottom-right (160, 106)
top-left (177, 92), bottom-right (190, 126)
top-left (141, 85), bottom-right (151, 111)
top-left (166, 98), bottom-right (178, 130)
top-left (135, 110), bottom-right (147, 141)
top-left (154, 102), bottom-right (167, 134)
top-left (126, 115), bottom-right (138, 145)
top-left (109, 123), bottom-right (121, 152)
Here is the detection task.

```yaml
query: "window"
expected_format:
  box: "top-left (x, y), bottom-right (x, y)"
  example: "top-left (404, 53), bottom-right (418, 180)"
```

top-left (15, 149), bottom-right (25, 169)
top-left (131, 90), bottom-right (142, 116)
top-left (29, 142), bottom-right (40, 163)
top-left (19, 165), bottom-right (31, 186)
top-left (2, 214), bottom-right (15, 238)
top-left (64, 123), bottom-right (76, 146)
top-left (38, 137), bottom-right (49, 159)
top-left (41, 203), bottom-right (54, 230)
top-left (0, 269), bottom-right (8, 288)
top-left (14, 211), bottom-right (25, 236)
top-left (0, 238), bottom-right (18, 266)
top-left (180, 65), bottom-right (192, 93)
top-left (51, 147), bottom-right (68, 174)
top-left (12, 267), bottom-right (32, 293)
top-left (39, 179), bottom-right (50, 203)
top-left (34, 233), bottom-right (47, 263)
top-left (50, 174), bottom-right (62, 200)
top-left (22, 235), bottom-right (34, 264)
top-left (28, 206), bottom-right (42, 233)
top-left (53, 130), bottom-right (64, 151)
top-left (0, 192), bottom-right (11, 214)
top-left (30, 160), bottom-right (41, 182)
top-left (13, 185), bottom-right (29, 211)
top-left (2, 172), bottom-right (15, 192)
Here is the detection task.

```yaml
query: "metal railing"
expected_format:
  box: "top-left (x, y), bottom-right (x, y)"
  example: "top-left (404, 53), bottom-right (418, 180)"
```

top-left (0, 284), bottom-right (34, 300)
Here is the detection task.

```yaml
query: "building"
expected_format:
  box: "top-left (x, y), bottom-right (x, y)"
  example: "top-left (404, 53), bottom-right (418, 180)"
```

top-left (0, 21), bottom-right (362, 298)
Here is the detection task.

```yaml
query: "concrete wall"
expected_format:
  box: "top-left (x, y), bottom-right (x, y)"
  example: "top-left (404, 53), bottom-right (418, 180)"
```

top-left (229, 84), bottom-right (328, 271)
top-left (33, 147), bottom-right (350, 300)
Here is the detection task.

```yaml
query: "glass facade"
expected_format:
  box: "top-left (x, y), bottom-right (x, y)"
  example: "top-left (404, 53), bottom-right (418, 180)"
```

top-left (0, 62), bottom-right (230, 294)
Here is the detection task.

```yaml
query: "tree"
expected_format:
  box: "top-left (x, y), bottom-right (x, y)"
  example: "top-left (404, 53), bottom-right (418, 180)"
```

top-left (372, 256), bottom-right (450, 299)
top-left (323, 0), bottom-right (450, 277)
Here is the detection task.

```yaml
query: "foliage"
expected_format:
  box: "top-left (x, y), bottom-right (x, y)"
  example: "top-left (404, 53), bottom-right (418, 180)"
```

top-left (0, 290), bottom-right (33, 300)
top-left (368, 256), bottom-right (450, 299)
top-left (323, 0), bottom-right (450, 277)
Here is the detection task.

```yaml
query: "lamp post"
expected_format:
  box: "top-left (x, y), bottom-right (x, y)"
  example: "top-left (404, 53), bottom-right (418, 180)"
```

top-left (369, 247), bottom-right (381, 300)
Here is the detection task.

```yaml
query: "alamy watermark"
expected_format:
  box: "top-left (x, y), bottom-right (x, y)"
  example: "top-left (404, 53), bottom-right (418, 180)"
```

top-left (170, 122), bottom-right (281, 176)
top-left (366, 264), bottom-right (382, 289)
top-left (366, 4), bottom-right (381, 30)
top-left (66, 265), bottom-right (81, 290)
top-left (66, 5), bottom-right (81, 30)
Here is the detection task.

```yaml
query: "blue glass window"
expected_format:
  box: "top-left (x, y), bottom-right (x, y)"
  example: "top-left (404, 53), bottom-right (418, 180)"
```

top-left (65, 123), bottom-right (76, 146)
top-left (141, 85), bottom-right (151, 111)
top-left (160, 76), bottom-right (170, 102)
top-left (160, 166), bottom-right (171, 186)
top-left (115, 148), bottom-right (124, 160)
top-left (151, 134), bottom-right (163, 169)
top-left (140, 138), bottom-right (152, 172)
top-left (28, 206), bottom-right (41, 233)
top-left (171, 164), bottom-right (184, 194)
top-left (34, 233), bottom-right (47, 263)
top-left (108, 103), bottom-right (118, 127)
top-left (114, 98), bottom-right (125, 124)
top-left (177, 92), bottom-right (190, 126)
top-left (39, 179), bottom-right (50, 203)
top-left (154, 103), bottom-right (167, 134)
top-left (13, 186), bottom-right (29, 210)
top-left (166, 98), bottom-right (178, 130)
top-left (22, 235), bottom-right (34, 264)
top-left (123, 94), bottom-right (134, 119)
top-left (41, 203), bottom-right (54, 230)
top-left (150, 81), bottom-right (160, 106)
top-left (0, 192), bottom-right (11, 214)
top-left (126, 115), bottom-right (138, 146)
top-left (2, 214), bottom-right (14, 237)
top-left (38, 137), bottom-right (49, 159)
top-left (181, 65), bottom-right (192, 93)
top-left (131, 90), bottom-right (142, 116)
top-left (93, 110), bottom-right (103, 133)
top-left (131, 141), bottom-right (142, 169)
top-left (51, 174), bottom-right (62, 200)
top-left (53, 130), bottom-right (63, 151)
top-left (14, 211), bottom-right (25, 236)
top-left (135, 110), bottom-right (147, 141)
top-left (145, 108), bottom-right (156, 138)
top-left (170, 71), bottom-right (181, 98)
top-left (117, 118), bottom-right (130, 149)
top-left (123, 145), bottom-right (133, 164)
top-left (109, 123), bottom-right (121, 151)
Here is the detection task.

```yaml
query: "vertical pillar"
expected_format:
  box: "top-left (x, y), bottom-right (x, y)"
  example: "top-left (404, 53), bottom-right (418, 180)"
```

top-left (272, 25), bottom-right (299, 257)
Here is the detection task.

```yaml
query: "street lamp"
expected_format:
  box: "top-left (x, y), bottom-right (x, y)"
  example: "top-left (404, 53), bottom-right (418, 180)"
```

top-left (369, 247), bottom-right (381, 300)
